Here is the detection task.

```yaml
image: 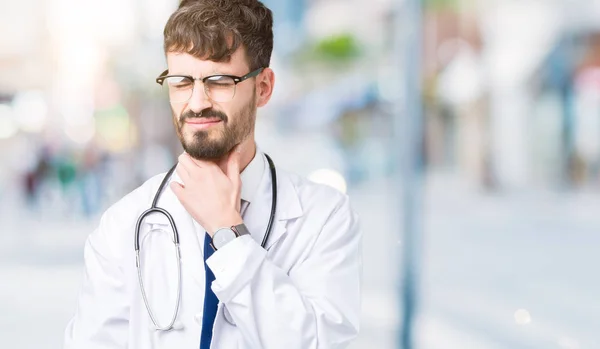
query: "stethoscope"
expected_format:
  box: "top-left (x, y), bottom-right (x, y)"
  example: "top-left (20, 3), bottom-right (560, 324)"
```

top-left (134, 153), bottom-right (277, 331)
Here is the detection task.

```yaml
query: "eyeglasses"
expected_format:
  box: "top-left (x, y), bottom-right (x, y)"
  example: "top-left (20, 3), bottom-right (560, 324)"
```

top-left (156, 68), bottom-right (264, 103)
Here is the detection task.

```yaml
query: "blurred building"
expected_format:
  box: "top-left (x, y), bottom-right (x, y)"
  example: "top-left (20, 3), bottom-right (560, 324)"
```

top-left (421, 0), bottom-right (600, 191)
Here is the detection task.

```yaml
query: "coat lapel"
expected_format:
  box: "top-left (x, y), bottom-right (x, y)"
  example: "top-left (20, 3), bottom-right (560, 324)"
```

top-left (244, 155), bottom-right (303, 250)
top-left (142, 176), bottom-right (205, 287)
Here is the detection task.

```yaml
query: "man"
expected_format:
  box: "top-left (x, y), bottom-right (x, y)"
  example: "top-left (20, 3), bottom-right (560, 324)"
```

top-left (64, 0), bottom-right (362, 348)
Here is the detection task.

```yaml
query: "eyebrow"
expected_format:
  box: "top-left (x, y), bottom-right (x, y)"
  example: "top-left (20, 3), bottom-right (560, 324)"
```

top-left (167, 70), bottom-right (236, 78)
top-left (209, 68), bottom-right (239, 76)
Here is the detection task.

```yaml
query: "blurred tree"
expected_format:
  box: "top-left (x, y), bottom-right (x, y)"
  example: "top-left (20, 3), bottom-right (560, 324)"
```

top-left (423, 0), bottom-right (461, 11)
top-left (313, 34), bottom-right (361, 61)
top-left (293, 33), bottom-right (362, 68)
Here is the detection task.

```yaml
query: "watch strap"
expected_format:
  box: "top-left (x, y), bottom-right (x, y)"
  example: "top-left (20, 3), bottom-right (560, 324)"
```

top-left (232, 223), bottom-right (250, 237)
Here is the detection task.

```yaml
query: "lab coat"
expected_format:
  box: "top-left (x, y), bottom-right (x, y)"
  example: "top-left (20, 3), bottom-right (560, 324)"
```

top-left (64, 155), bottom-right (362, 349)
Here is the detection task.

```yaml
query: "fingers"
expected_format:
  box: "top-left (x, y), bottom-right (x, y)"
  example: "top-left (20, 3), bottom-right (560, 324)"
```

top-left (171, 148), bottom-right (243, 222)
top-left (175, 164), bottom-right (190, 185)
top-left (176, 153), bottom-right (194, 184)
top-left (169, 181), bottom-right (184, 197)
top-left (178, 153), bottom-right (198, 170)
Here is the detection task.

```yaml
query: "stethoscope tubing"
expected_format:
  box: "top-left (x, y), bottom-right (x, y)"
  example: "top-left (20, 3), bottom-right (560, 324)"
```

top-left (134, 153), bottom-right (276, 331)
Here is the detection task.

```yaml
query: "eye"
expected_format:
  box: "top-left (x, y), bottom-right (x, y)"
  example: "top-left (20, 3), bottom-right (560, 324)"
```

top-left (205, 75), bottom-right (235, 87)
top-left (165, 76), bottom-right (193, 88)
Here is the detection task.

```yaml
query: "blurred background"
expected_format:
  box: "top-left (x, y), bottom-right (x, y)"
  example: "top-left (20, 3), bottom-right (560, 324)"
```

top-left (1, 0), bottom-right (600, 348)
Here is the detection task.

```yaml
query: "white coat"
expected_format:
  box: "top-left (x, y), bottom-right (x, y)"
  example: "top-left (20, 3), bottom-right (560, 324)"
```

top-left (64, 152), bottom-right (362, 349)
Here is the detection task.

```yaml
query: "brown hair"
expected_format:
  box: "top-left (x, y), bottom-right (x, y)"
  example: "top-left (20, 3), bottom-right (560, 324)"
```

top-left (163, 0), bottom-right (273, 70)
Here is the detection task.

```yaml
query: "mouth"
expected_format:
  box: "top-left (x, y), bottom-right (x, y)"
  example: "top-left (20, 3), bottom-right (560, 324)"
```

top-left (184, 117), bottom-right (222, 130)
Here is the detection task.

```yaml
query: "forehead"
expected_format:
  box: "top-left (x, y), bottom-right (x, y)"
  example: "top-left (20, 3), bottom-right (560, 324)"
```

top-left (166, 46), bottom-right (249, 76)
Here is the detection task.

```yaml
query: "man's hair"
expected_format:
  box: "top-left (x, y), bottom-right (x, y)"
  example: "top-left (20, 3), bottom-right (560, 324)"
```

top-left (163, 0), bottom-right (273, 70)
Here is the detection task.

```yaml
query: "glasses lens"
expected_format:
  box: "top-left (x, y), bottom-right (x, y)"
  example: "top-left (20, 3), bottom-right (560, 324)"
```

top-left (204, 75), bottom-right (236, 102)
top-left (163, 76), bottom-right (193, 103)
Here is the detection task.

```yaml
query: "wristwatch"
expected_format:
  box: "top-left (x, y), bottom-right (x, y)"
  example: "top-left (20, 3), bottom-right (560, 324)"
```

top-left (210, 224), bottom-right (250, 250)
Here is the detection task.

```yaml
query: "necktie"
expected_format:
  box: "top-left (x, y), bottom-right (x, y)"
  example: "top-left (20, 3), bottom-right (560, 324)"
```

top-left (199, 231), bottom-right (218, 348)
top-left (199, 200), bottom-right (248, 348)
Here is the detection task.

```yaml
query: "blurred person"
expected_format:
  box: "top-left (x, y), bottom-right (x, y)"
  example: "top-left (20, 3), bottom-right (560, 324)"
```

top-left (79, 145), bottom-right (106, 217)
top-left (573, 65), bottom-right (600, 185)
top-left (64, 1), bottom-right (362, 349)
top-left (23, 169), bottom-right (38, 208)
top-left (22, 147), bottom-right (51, 211)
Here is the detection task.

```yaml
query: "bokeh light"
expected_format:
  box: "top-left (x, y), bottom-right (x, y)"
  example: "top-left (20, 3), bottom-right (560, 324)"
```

top-left (514, 309), bottom-right (532, 325)
top-left (12, 91), bottom-right (48, 133)
top-left (0, 104), bottom-right (18, 139)
top-left (308, 168), bottom-right (348, 194)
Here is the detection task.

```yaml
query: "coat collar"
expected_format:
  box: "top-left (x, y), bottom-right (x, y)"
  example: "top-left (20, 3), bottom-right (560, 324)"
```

top-left (240, 150), bottom-right (302, 250)
top-left (239, 147), bottom-right (264, 204)
top-left (142, 149), bottom-right (303, 250)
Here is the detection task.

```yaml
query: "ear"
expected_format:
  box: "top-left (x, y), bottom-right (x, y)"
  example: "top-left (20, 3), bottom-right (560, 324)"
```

top-left (256, 68), bottom-right (275, 108)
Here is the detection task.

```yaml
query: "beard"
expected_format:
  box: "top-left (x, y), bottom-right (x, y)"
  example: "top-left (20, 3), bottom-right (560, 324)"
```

top-left (173, 93), bottom-right (256, 160)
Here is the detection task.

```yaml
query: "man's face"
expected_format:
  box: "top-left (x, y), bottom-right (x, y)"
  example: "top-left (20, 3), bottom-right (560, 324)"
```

top-left (166, 47), bottom-right (258, 160)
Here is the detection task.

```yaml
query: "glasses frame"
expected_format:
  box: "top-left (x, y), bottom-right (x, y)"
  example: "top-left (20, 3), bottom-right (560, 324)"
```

top-left (156, 67), bottom-right (265, 103)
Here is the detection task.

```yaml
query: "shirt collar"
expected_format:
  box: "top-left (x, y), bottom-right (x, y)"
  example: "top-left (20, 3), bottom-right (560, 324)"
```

top-left (240, 148), bottom-right (265, 204)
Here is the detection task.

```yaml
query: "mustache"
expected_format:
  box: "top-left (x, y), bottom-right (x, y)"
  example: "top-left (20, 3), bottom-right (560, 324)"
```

top-left (181, 109), bottom-right (228, 123)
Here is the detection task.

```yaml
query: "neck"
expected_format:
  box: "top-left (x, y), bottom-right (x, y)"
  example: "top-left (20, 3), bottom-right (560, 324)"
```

top-left (217, 138), bottom-right (256, 174)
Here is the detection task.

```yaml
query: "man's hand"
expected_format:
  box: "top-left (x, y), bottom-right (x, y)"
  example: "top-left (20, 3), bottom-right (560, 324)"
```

top-left (170, 146), bottom-right (243, 235)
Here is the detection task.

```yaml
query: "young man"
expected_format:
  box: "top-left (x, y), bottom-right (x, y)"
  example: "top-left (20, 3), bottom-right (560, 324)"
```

top-left (64, 1), bottom-right (362, 348)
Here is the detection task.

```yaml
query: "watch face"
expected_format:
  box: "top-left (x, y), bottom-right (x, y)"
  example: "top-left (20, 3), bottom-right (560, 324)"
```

top-left (213, 228), bottom-right (237, 249)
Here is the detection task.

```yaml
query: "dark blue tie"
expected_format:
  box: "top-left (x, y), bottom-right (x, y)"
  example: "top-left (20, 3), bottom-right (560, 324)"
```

top-left (200, 232), bottom-right (218, 348)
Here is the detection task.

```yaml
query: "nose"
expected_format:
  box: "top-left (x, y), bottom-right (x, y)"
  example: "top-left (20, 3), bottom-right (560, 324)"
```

top-left (187, 80), bottom-right (212, 114)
